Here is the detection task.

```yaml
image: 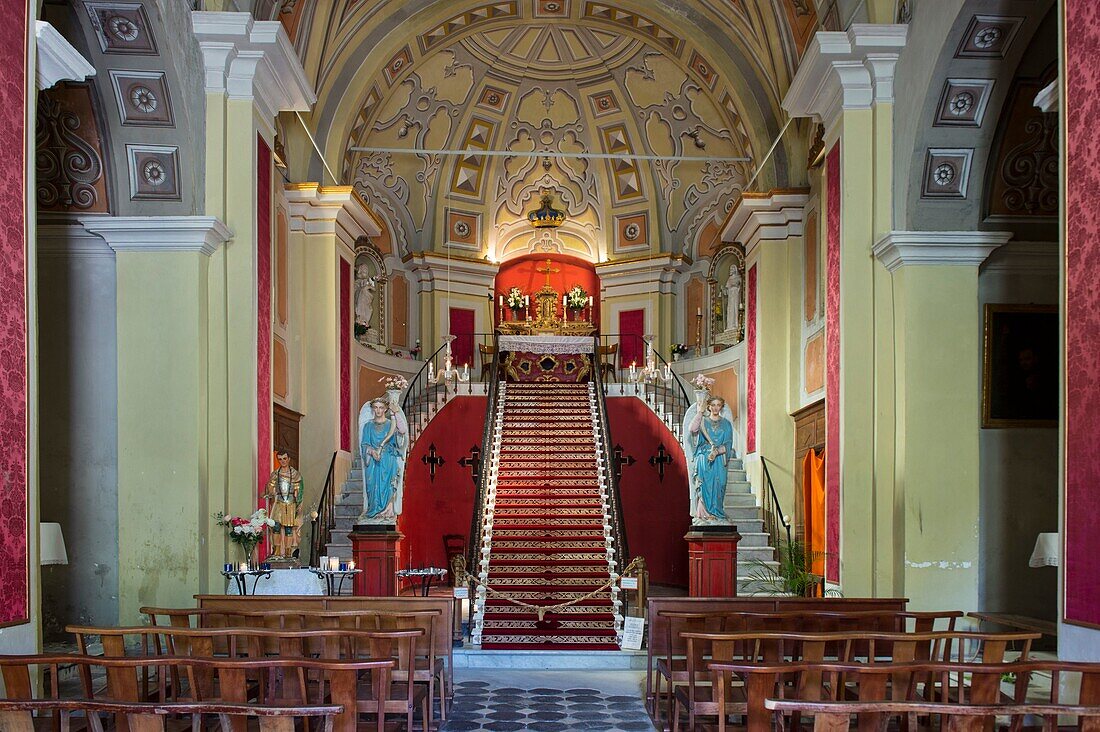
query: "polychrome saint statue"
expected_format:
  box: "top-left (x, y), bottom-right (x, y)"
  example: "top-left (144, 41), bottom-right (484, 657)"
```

top-left (356, 394), bottom-right (408, 526)
top-left (683, 394), bottom-right (736, 526)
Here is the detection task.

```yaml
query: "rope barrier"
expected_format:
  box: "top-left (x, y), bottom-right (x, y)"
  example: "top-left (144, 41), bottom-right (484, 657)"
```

top-left (461, 556), bottom-right (644, 623)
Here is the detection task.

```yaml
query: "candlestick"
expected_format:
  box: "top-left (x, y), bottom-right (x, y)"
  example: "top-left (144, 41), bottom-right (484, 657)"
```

top-left (463, 363), bottom-right (469, 381)
top-left (697, 307), bottom-right (702, 316)
top-left (427, 362), bottom-right (434, 383)
top-left (499, 295), bottom-right (503, 308)
top-left (524, 295), bottom-right (529, 307)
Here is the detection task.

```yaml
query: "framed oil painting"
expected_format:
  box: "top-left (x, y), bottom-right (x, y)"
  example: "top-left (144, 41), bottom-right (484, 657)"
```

top-left (982, 304), bottom-right (1058, 428)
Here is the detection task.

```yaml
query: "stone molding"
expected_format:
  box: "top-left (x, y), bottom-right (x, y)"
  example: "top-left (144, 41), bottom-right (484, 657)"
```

top-left (35, 21), bottom-right (95, 90)
top-left (596, 254), bottom-right (685, 297)
top-left (404, 252), bottom-right (497, 295)
top-left (192, 11), bottom-right (315, 122)
top-left (80, 215), bottom-right (232, 256)
top-left (1034, 79), bottom-right (1058, 114)
top-left (783, 24), bottom-right (909, 132)
top-left (872, 230), bottom-right (1013, 272)
top-left (284, 183), bottom-right (384, 247)
top-left (37, 222), bottom-right (113, 258)
top-left (981, 241), bottom-right (1058, 274)
top-left (720, 190), bottom-right (810, 254)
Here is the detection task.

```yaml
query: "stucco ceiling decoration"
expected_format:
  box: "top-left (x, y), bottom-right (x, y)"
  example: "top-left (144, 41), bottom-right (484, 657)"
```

top-left (316, 0), bottom-right (809, 262)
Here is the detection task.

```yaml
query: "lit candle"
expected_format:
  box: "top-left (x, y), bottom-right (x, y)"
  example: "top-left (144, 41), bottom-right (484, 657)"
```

top-left (629, 362), bottom-right (636, 379)
top-left (427, 362), bottom-right (434, 383)
top-left (463, 363), bottom-right (469, 380)
top-left (329, 556), bottom-right (339, 571)
top-left (238, 562), bottom-right (247, 573)
top-left (348, 560), bottom-right (356, 571)
top-left (697, 307), bottom-right (702, 316)
top-left (499, 295), bottom-right (503, 308)
top-left (588, 296), bottom-right (593, 306)
top-left (524, 295), bottom-right (530, 308)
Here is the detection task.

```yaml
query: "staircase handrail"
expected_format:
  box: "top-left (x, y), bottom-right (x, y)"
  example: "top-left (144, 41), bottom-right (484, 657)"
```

top-left (308, 451), bottom-right (338, 566)
top-left (467, 334), bottom-right (502, 573)
top-left (400, 340), bottom-right (452, 444)
top-left (598, 333), bottom-right (692, 437)
top-left (592, 336), bottom-right (630, 565)
top-left (759, 455), bottom-right (794, 558)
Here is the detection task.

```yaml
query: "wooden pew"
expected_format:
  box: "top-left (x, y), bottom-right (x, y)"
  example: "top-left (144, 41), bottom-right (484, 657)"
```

top-left (671, 631), bottom-right (1039, 732)
top-left (766, 700), bottom-right (1100, 732)
top-left (0, 655), bottom-right (395, 732)
top-left (191, 593), bottom-right (456, 707)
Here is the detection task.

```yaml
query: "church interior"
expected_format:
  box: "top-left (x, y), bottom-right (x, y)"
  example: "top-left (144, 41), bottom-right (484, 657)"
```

top-left (4, 0), bottom-right (1100, 728)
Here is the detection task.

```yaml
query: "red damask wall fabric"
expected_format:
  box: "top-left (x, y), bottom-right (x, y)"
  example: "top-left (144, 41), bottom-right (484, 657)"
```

top-left (618, 309), bottom-right (645, 367)
top-left (448, 307), bottom-right (475, 368)
top-left (398, 397), bottom-right (486, 569)
top-left (0, 0), bottom-right (27, 627)
top-left (825, 142), bottom-right (841, 584)
top-left (340, 259), bottom-right (352, 453)
top-left (257, 136), bottom-right (273, 498)
top-left (494, 253), bottom-right (600, 325)
top-left (746, 264), bottom-right (757, 454)
top-left (1064, 0), bottom-right (1100, 627)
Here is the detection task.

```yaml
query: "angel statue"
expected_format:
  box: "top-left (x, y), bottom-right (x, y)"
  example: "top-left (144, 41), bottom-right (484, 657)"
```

top-left (356, 394), bottom-right (409, 526)
top-left (682, 393), bottom-right (737, 526)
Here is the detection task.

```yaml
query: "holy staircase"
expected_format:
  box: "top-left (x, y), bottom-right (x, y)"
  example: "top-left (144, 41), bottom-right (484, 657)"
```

top-left (472, 382), bottom-right (623, 649)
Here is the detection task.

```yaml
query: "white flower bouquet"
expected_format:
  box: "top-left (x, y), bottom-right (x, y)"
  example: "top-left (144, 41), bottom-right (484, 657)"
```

top-left (215, 508), bottom-right (275, 553)
top-left (379, 374), bottom-right (409, 391)
top-left (506, 287), bottom-right (525, 309)
top-left (566, 285), bottom-right (588, 310)
top-left (691, 374), bottom-right (715, 390)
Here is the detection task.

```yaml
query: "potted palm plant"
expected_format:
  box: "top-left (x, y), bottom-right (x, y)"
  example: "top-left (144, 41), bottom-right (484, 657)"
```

top-left (744, 539), bottom-right (839, 597)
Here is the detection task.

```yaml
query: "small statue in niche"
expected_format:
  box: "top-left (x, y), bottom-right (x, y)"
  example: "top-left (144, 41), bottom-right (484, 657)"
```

top-left (724, 264), bottom-right (742, 333)
top-left (354, 264), bottom-right (377, 330)
top-left (683, 394), bottom-right (737, 526)
top-left (356, 394), bottom-right (409, 525)
top-left (265, 451), bottom-right (303, 559)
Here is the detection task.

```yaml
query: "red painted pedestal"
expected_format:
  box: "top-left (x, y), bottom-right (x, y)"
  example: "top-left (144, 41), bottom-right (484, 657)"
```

top-left (350, 530), bottom-right (402, 596)
top-left (686, 529), bottom-right (742, 597)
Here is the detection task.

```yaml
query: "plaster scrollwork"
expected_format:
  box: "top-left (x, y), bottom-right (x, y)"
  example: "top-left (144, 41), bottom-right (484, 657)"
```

top-left (1000, 114), bottom-right (1058, 215)
top-left (35, 95), bottom-right (104, 211)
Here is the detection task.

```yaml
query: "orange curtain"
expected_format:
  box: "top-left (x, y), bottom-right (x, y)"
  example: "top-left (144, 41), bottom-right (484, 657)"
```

top-left (803, 448), bottom-right (826, 576)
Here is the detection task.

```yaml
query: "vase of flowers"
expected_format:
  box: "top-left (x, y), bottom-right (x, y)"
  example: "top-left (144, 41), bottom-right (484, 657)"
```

top-left (671, 344), bottom-right (689, 362)
top-left (215, 508), bottom-right (275, 568)
top-left (506, 287), bottom-right (525, 318)
top-left (379, 374), bottom-right (408, 409)
top-left (691, 373), bottom-right (715, 407)
top-left (566, 285), bottom-right (588, 320)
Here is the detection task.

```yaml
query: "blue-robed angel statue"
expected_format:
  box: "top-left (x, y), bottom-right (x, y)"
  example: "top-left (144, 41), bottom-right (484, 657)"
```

top-left (356, 394), bottom-right (408, 525)
top-left (683, 393), bottom-right (737, 525)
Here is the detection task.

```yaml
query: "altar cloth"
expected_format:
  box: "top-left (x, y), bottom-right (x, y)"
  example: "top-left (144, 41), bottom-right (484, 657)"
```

top-left (498, 335), bottom-right (594, 353)
top-left (226, 568), bottom-right (326, 595)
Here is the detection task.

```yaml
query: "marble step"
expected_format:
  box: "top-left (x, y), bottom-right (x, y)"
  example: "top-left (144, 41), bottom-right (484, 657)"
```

top-left (737, 545), bottom-right (779, 563)
top-left (737, 531), bottom-right (772, 548)
top-left (725, 493), bottom-right (759, 508)
top-left (723, 505), bottom-right (766, 521)
top-left (727, 481), bottom-right (753, 495)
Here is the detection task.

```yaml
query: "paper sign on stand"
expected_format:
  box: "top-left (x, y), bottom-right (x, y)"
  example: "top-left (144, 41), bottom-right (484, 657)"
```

top-left (620, 616), bottom-right (645, 650)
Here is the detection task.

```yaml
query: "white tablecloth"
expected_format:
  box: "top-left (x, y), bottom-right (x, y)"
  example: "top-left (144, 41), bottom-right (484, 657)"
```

top-left (1028, 532), bottom-right (1059, 567)
top-left (226, 568), bottom-right (326, 595)
top-left (498, 335), bottom-right (594, 353)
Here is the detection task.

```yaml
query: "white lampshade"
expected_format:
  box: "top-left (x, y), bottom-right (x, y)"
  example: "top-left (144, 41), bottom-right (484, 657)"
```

top-left (40, 522), bottom-right (68, 566)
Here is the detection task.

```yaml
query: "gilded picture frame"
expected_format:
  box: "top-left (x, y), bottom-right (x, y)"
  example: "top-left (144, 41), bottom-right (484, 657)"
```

top-left (982, 303), bottom-right (1058, 428)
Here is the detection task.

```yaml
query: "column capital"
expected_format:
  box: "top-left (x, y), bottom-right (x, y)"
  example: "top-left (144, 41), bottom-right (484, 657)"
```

top-left (595, 253), bottom-right (686, 297)
top-left (192, 11), bottom-right (316, 122)
top-left (783, 24), bottom-right (908, 132)
top-left (284, 183), bottom-right (384, 247)
top-left (403, 252), bottom-right (498, 294)
top-left (872, 230), bottom-right (1013, 272)
top-left (80, 215), bottom-right (233, 256)
top-left (35, 21), bottom-right (95, 90)
top-left (720, 189), bottom-right (810, 256)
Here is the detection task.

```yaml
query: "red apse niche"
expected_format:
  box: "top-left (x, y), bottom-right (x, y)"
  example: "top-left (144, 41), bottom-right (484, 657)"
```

top-left (493, 253), bottom-right (600, 325)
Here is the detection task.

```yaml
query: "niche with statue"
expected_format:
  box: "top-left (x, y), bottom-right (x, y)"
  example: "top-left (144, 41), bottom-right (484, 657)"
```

top-left (353, 241), bottom-right (387, 346)
top-left (709, 244), bottom-right (746, 346)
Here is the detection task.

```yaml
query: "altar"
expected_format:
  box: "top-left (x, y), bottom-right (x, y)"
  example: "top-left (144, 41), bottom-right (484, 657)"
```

top-left (498, 335), bottom-right (594, 353)
top-left (226, 568), bottom-right (325, 596)
top-left (496, 257), bottom-right (597, 336)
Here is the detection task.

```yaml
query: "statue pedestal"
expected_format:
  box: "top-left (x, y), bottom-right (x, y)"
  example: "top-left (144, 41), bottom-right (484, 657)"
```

top-left (686, 528), bottom-right (741, 597)
top-left (350, 528), bottom-right (402, 596)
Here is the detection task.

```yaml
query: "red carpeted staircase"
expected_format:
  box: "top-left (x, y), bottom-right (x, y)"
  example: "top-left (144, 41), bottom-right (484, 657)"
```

top-left (474, 382), bottom-right (622, 650)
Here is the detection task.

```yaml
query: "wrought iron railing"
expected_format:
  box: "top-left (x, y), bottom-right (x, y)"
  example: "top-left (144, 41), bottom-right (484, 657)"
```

top-left (760, 455), bottom-right (793, 562)
top-left (596, 333), bottom-right (692, 440)
top-left (466, 334), bottom-right (502, 576)
top-left (401, 333), bottom-right (497, 445)
top-left (308, 451), bottom-right (338, 566)
top-left (591, 337), bottom-right (629, 567)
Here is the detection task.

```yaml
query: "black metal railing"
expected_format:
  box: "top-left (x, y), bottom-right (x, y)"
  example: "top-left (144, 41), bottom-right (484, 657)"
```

top-left (308, 451), bottom-right (338, 566)
top-left (592, 336), bottom-right (629, 567)
top-left (760, 455), bottom-right (793, 561)
top-left (401, 333), bottom-right (498, 444)
top-left (596, 333), bottom-right (692, 439)
top-left (467, 335), bottom-right (502, 574)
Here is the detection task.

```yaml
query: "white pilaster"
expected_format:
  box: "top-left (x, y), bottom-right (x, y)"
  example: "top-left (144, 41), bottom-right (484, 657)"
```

top-left (782, 24), bottom-right (908, 134)
top-left (872, 231), bottom-right (1013, 272)
top-left (35, 21), bottom-right (95, 90)
top-left (284, 184), bottom-right (384, 250)
top-left (80, 216), bottom-right (233, 256)
top-left (191, 11), bottom-right (316, 123)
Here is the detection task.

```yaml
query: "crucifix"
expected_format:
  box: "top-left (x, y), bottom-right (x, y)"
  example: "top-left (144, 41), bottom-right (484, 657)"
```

top-left (458, 445), bottom-right (481, 487)
top-left (612, 443), bottom-right (636, 481)
top-left (649, 443), bottom-right (674, 482)
top-left (536, 258), bottom-right (560, 288)
top-left (421, 443), bottom-right (445, 482)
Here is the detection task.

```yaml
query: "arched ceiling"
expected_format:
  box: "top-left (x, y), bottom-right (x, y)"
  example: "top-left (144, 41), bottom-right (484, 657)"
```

top-left (276, 0), bottom-right (817, 262)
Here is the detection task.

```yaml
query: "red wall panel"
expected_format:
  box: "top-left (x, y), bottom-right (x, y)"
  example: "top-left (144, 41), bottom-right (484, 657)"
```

top-left (619, 309), bottom-right (645, 367)
top-left (825, 143), bottom-right (841, 583)
top-left (398, 397), bottom-right (487, 569)
top-left (257, 136), bottom-right (272, 498)
top-left (449, 307), bottom-right (475, 368)
top-left (606, 397), bottom-right (690, 587)
top-left (340, 260), bottom-right (352, 452)
top-left (747, 264), bottom-right (757, 454)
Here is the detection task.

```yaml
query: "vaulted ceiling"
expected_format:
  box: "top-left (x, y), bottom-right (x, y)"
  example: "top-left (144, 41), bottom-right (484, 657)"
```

top-left (271, 0), bottom-right (819, 261)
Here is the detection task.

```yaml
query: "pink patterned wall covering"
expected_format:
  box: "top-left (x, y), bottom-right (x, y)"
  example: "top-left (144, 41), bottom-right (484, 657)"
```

top-left (825, 142), bottom-right (841, 584)
top-left (0, 0), bottom-right (28, 627)
top-left (1064, 0), bottom-right (1100, 628)
top-left (257, 136), bottom-right (272, 499)
top-left (746, 264), bottom-right (757, 454)
top-left (340, 260), bottom-right (352, 453)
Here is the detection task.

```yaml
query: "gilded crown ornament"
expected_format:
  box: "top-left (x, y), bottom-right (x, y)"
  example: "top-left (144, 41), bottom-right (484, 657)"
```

top-left (527, 192), bottom-right (567, 229)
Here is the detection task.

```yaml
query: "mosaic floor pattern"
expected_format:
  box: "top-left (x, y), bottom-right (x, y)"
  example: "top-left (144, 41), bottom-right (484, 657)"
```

top-left (439, 679), bottom-right (656, 731)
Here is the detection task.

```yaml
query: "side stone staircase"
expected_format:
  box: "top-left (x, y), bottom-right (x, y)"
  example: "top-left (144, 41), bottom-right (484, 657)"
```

top-left (323, 461), bottom-right (364, 594)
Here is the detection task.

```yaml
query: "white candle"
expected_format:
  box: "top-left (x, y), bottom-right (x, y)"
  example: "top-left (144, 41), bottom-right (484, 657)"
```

top-left (589, 296), bottom-right (593, 306)
top-left (427, 362), bottom-right (434, 382)
top-left (499, 295), bottom-right (503, 308)
top-left (563, 295), bottom-right (567, 312)
top-left (329, 556), bottom-right (339, 571)
top-left (238, 562), bottom-right (248, 573)
top-left (463, 363), bottom-right (469, 380)
top-left (348, 560), bottom-right (356, 571)
top-left (524, 295), bottom-right (529, 307)
top-left (697, 307), bottom-right (702, 316)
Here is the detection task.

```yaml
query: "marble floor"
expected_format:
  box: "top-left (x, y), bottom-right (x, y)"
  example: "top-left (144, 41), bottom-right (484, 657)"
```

top-left (439, 669), bottom-right (655, 731)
